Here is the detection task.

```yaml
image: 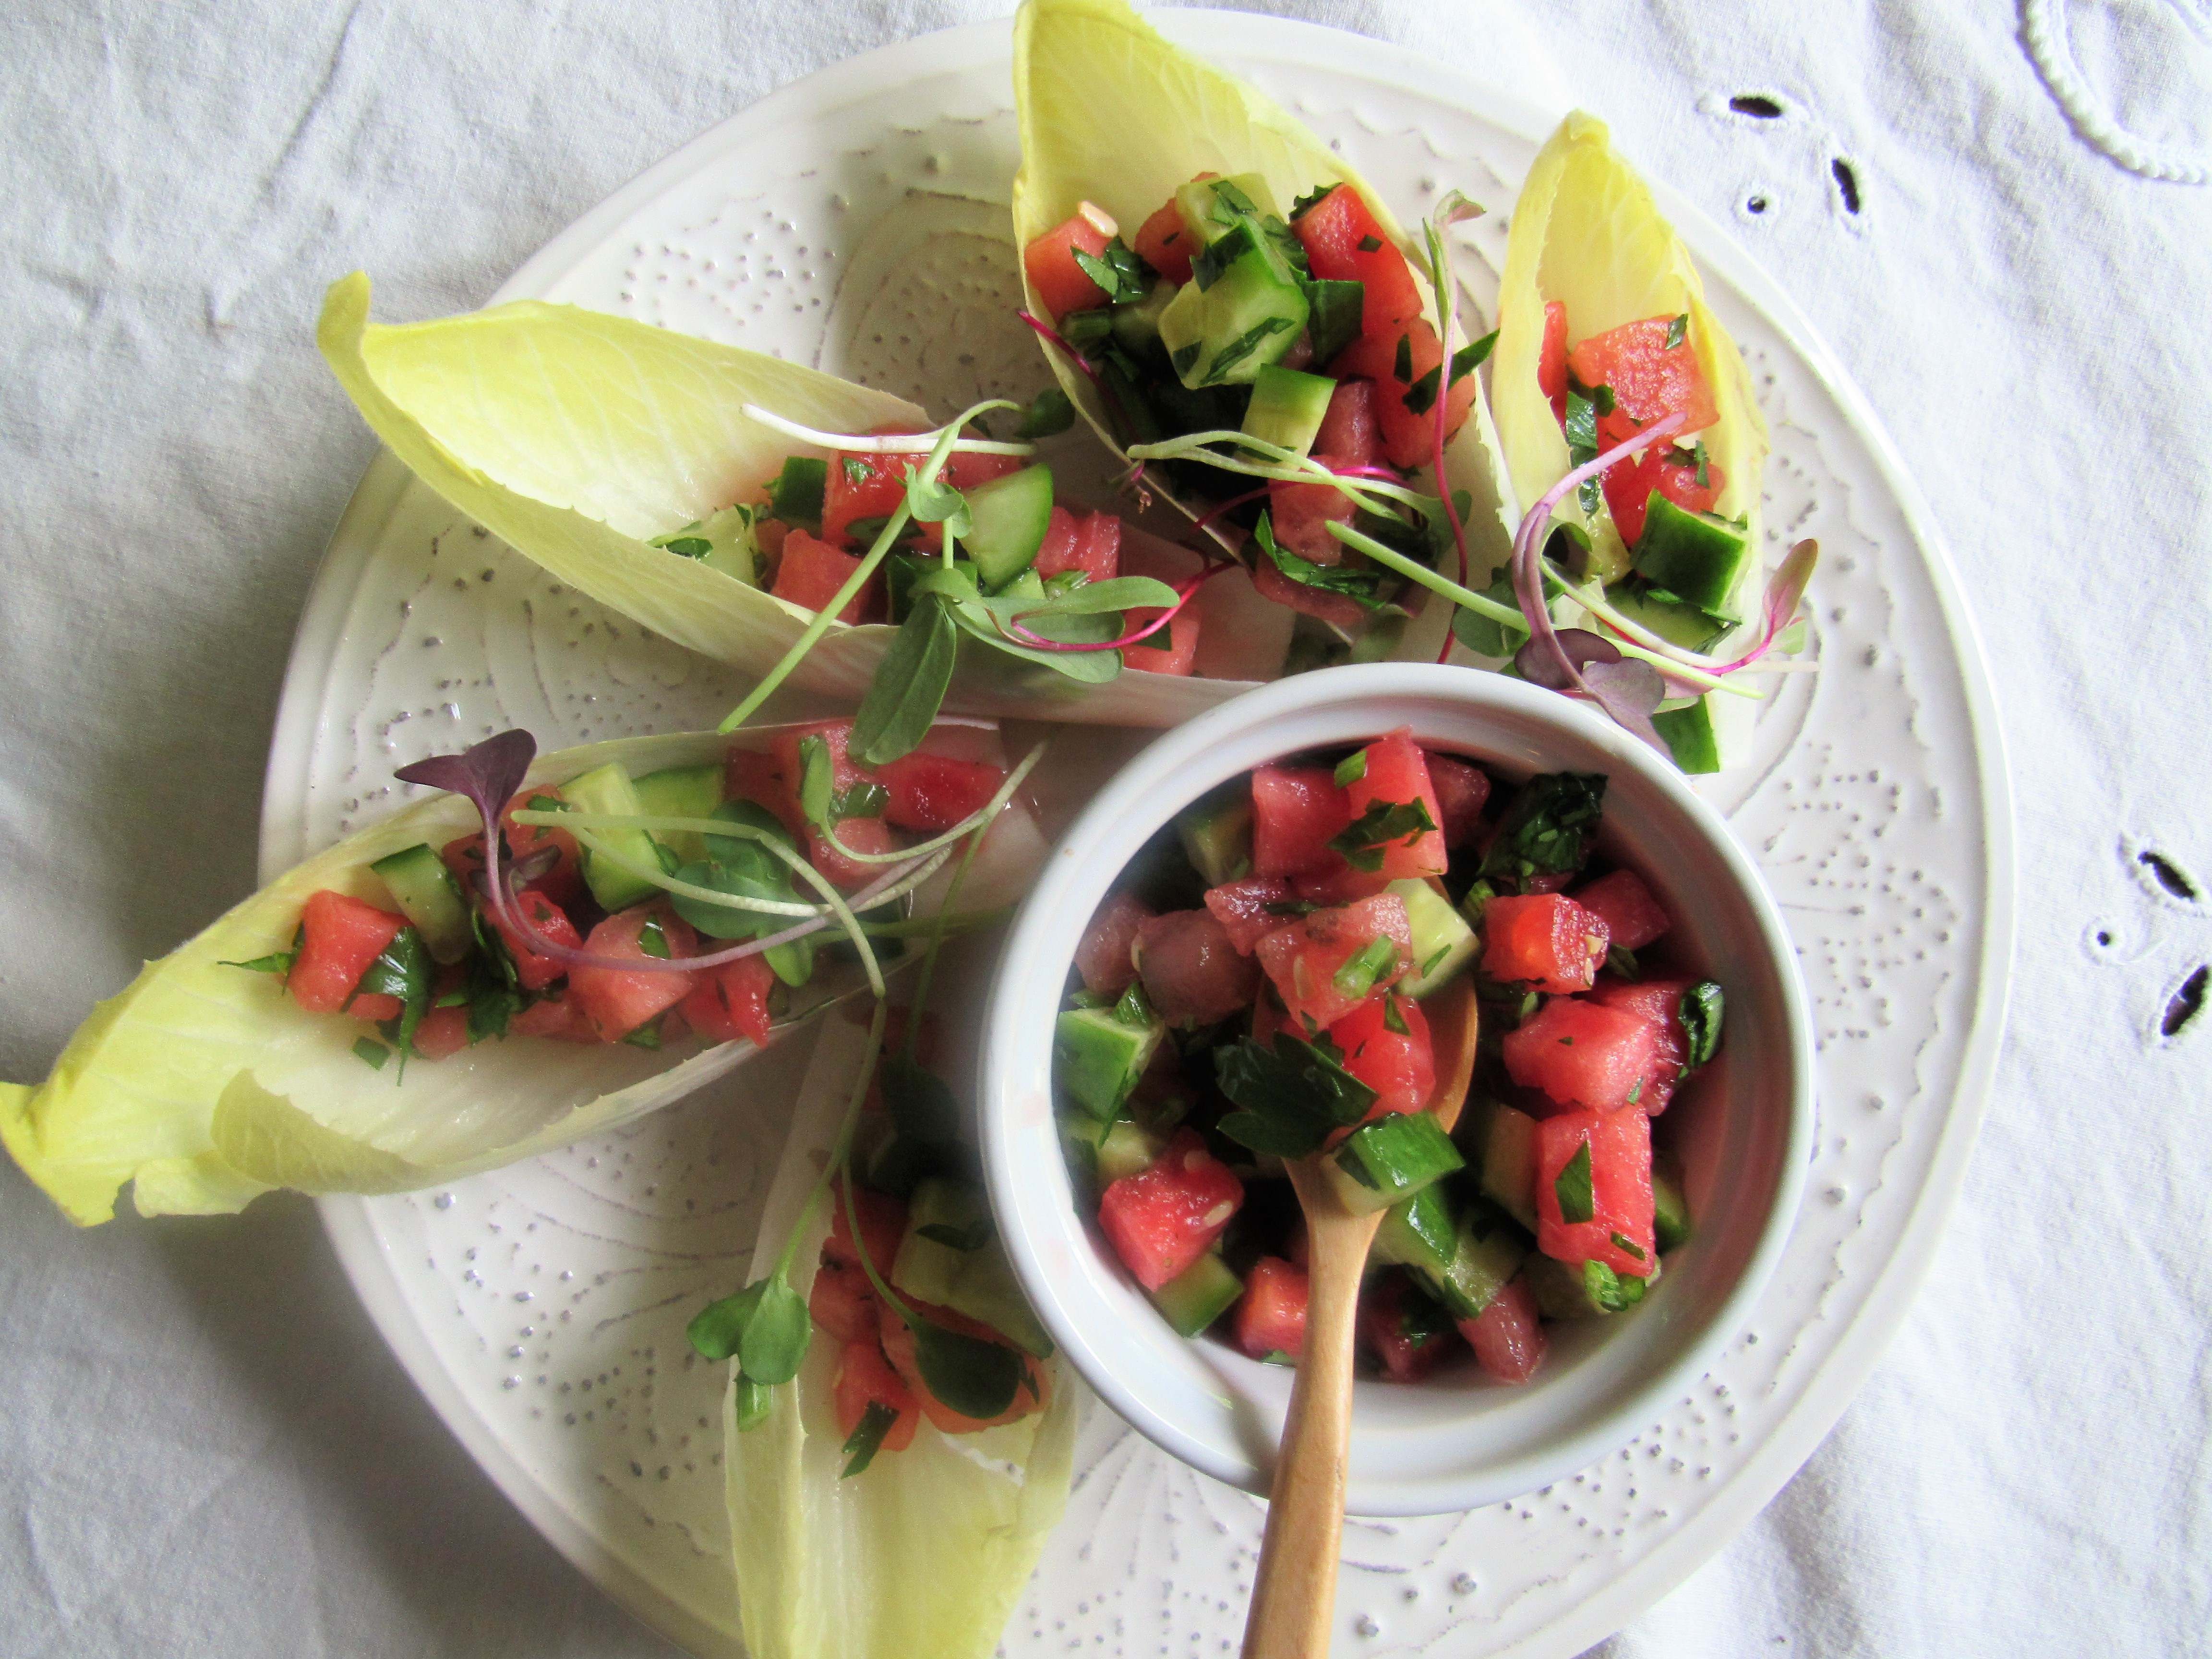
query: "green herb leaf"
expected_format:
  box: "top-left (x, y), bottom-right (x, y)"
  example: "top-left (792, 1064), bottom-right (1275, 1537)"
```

top-left (738, 1278), bottom-right (812, 1385)
top-left (1071, 237), bottom-right (1149, 304)
top-left (797, 734), bottom-right (836, 831)
top-left (1450, 570), bottom-right (1533, 658)
top-left (1302, 279), bottom-right (1365, 367)
top-left (1202, 315), bottom-right (1296, 385)
top-left (1213, 1033), bottom-right (1378, 1158)
top-left (1326, 797), bottom-right (1438, 872)
top-left (840, 1398), bottom-right (899, 1476)
top-left (1477, 773), bottom-right (1606, 892)
top-left (1590, 383), bottom-right (1618, 418)
top-left (1253, 513), bottom-right (1391, 612)
top-left (1606, 945), bottom-right (1640, 981)
top-left (1554, 1141), bottom-right (1595, 1225)
top-left (1665, 313), bottom-right (1688, 350)
top-left (913, 1322), bottom-right (1024, 1419)
top-left (1288, 184), bottom-right (1334, 220)
top-left (1016, 386), bottom-right (1075, 440)
top-left (769, 456), bottom-right (828, 532)
top-left (350, 925), bottom-right (433, 1062)
top-left (1584, 1258), bottom-right (1647, 1312)
top-left (1382, 994), bottom-right (1410, 1036)
top-left (1014, 574), bottom-right (1179, 617)
top-left (1609, 1230), bottom-right (1649, 1263)
top-left (637, 915), bottom-right (673, 960)
top-left (1562, 387), bottom-right (1602, 516)
top-left (1392, 333), bottom-right (1414, 385)
top-left (622, 1018), bottom-right (663, 1050)
top-left (1334, 748), bottom-right (1369, 787)
top-left (842, 457), bottom-right (872, 485)
top-left (1405, 332), bottom-right (1500, 418)
top-left (687, 1279), bottom-right (767, 1362)
top-left (352, 1037), bottom-right (389, 1070)
top-left (1113, 979), bottom-right (1158, 1029)
top-left (852, 594), bottom-right (959, 768)
top-left (1692, 438), bottom-right (1710, 491)
top-left (1356, 234), bottom-right (1382, 252)
top-left (833, 780), bottom-right (890, 821)
top-left (1330, 934), bottom-right (1400, 999)
top-left (658, 535), bottom-right (713, 558)
top-left (1679, 980), bottom-right (1725, 1068)
top-left (221, 951), bottom-right (296, 975)
top-left (1170, 342), bottom-right (1202, 376)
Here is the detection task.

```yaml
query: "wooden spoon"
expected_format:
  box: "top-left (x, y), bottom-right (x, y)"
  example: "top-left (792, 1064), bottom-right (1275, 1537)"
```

top-left (1239, 972), bottom-right (1479, 1659)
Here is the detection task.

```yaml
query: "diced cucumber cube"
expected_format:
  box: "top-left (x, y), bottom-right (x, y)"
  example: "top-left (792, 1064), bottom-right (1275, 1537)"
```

top-left (946, 1236), bottom-right (1054, 1358)
top-left (558, 762), bottom-right (663, 912)
top-left (891, 1176), bottom-right (987, 1306)
top-left (1175, 784), bottom-right (1253, 887)
top-left (1480, 1105), bottom-right (1539, 1232)
top-left (1652, 1151), bottom-right (1693, 1253)
top-left (369, 842), bottom-right (474, 964)
top-left (1371, 1184), bottom-right (1525, 1320)
top-left (1158, 220), bottom-right (1309, 389)
top-left (1054, 1007), bottom-right (1166, 1122)
top-left (1633, 496), bottom-right (1750, 619)
top-left (1388, 878), bottom-right (1478, 997)
top-left (1149, 1250), bottom-right (1244, 1337)
top-left (1113, 280), bottom-right (1180, 354)
top-left (632, 763), bottom-right (724, 866)
top-left (1372, 1182), bottom-right (1458, 1276)
top-left (1603, 584), bottom-right (1728, 654)
top-left (651, 503), bottom-right (759, 586)
top-left (1174, 173), bottom-right (1284, 245)
top-left (1652, 696), bottom-right (1723, 775)
top-left (965, 464), bottom-right (1057, 592)
top-left (1240, 364), bottom-right (1336, 459)
top-left (1096, 1118), bottom-right (1168, 1186)
top-left (1326, 1111), bottom-right (1465, 1214)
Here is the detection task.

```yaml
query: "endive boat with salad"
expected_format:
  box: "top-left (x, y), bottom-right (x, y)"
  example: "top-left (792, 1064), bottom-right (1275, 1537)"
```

top-left (0, 719), bottom-right (1047, 1224)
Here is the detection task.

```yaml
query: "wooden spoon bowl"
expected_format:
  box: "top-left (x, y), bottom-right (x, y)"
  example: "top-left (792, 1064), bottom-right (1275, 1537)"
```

top-left (1240, 973), bottom-right (1479, 1659)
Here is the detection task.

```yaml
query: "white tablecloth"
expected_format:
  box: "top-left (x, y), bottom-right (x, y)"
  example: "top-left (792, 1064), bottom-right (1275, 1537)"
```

top-left (3, 1), bottom-right (2206, 1653)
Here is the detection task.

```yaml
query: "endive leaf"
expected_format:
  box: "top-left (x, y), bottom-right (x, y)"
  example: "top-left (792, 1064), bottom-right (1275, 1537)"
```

top-left (1491, 111), bottom-right (1770, 610)
top-left (1010, 0), bottom-right (1520, 638)
top-left (319, 273), bottom-right (1261, 726)
top-left (0, 726), bottom-right (1044, 1226)
top-left (729, 1010), bottom-right (1075, 1659)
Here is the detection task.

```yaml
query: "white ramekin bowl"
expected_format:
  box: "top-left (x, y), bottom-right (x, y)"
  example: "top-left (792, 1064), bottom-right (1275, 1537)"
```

top-left (979, 663), bottom-right (1813, 1517)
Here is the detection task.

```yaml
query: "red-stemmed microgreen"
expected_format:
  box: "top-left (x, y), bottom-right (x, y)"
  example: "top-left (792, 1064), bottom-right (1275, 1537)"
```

top-left (1419, 191), bottom-right (1489, 614)
top-left (993, 564), bottom-right (1235, 654)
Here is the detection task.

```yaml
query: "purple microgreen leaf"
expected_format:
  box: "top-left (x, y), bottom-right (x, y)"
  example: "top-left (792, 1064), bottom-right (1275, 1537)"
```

top-left (1579, 657), bottom-right (1671, 754)
top-left (395, 730), bottom-right (536, 826)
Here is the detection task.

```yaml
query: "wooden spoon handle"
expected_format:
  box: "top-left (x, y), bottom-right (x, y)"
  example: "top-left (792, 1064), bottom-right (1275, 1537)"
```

top-left (1239, 1203), bottom-right (1371, 1659)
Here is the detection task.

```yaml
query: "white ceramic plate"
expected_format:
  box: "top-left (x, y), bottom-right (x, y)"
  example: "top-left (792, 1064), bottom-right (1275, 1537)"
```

top-left (262, 12), bottom-right (2012, 1657)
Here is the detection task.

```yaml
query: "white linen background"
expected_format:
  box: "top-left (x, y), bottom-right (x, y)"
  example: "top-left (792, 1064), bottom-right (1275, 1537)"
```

top-left (2, 0), bottom-right (2205, 1653)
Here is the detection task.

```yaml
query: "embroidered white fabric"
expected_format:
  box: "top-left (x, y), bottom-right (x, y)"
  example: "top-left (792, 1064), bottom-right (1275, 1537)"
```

top-left (0, 1), bottom-right (2204, 1655)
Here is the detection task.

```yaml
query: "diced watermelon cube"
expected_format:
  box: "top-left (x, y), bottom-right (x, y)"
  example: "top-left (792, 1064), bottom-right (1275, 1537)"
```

top-left (566, 909), bottom-right (699, 1040)
top-left (1572, 870), bottom-right (1671, 952)
top-left (1315, 380), bottom-right (1381, 469)
top-left (1268, 460), bottom-right (1360, 562)
top-left (1133, 196), bottom-right (1195, 285)
top-left (1362, 1267), bottom-right (1455, 1382)
top-left (1076, 890), bottom-right (1154, 996)
top-left (1289, 864), bottom-right (1394, 906)
top-left (289, 890), bottom-right (408, 1015)
top-left (826, 1182), bottom-right (908, 1280)
top-left (1460, 1274), bottom-right (1548, 1384)
top-left (723, 747), bottom-right (807, 841)
top-left (1566, 315), bottom-right (1720, 449)
top-left (1587, 974), bottom-right (1696, 1114)
top-left (410, 1002), bottom-right (472, 1061)
top-left (348, 992), bottom-right (403, 1025)
top-left (1501, 995), bottom-right (1659, 1111)
top-left (1328, 318), bottom-right (1475, 469)
top-left (1481, 893), bottom-right (1609, 993)
top-left (1033, 507), bottom-right (1123, 587)
top-left (491, 889), bottom-right (583, 992)
top-left (508, 991), bottom-right (593, 1042)
top-left (1600, 438), bottom-right (1725, 546)
top-left (1121, 605), bottom-right (1200, 675)
top-left (679, 953), bottom-right (776, 1046)
top-left (1291, 185), bottom-right (1424, 335)
top-left (1253, 893), bottom-right (1414, 1032)
top-left (1250, 765), bottom-right (1353, 878)
top-left (772, 529), bottom-right (873, 622)
top-left (1023, 204), bottom-right (1116, 321)
top-left (809, 1259), bottom-right (880, 1345)
top-left (1535, 1106), bottom-right (1656, 1276)
top-left (1423, 751), bottom-right (1491, 849)
top-left (1203, 876), bottom-right (1296, 955)
top-left (1326, 991), bottom-right (1434, 1118)
top-left (501, 785), bottom-right (586, 907)
top-left (1251, 548), bottom-right (1370, 627)
top-left (1097, 1128), bottom-right (1244, 1290)
top-left (1235, 1255), bottom-right (1310, 1361)
top-left (1132, 909), bottom-right (1258, 1026)
top-left (1341, 727), bottom-right (1447, 878)
top-left (878, 751), bottom-right (1007, 832)
top-left (832, 1336), bottom-right (920, 1454)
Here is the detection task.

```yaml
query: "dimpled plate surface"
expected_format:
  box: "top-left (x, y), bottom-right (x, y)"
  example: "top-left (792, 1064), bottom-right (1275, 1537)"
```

top-left (260, 13), bottom-right (2011, 1657)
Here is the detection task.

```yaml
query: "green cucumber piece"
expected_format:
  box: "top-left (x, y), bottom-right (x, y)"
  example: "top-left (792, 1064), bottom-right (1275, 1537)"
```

top-left (1158, 219), bottom-right (1310, 389)
top-left (1174, 784), bottom-right (1254, 887)
top-left (1652, 697), bottom-right (1723, 776)
top-left (946, 1236), bottom-right (1054, 1358)
top-left (650, 503), bottom-right (759, 585)
top-left (1372, 1185), bottom-right (1525, 1320)
top-left (1525, 1250), bottom-right (1659, 1319)
top-left (769, 455), bottom-right (828, 533)
top-left (1055, 1007), bottom-right (1166, 1122)
top-left (632, 763), bottom-right (724, 866)
top-left (1240, 364), bottom-right (1336, 458)
top-left (1096, 1118), bottom-right (1168, 1186)
top-left (369, 843), bottom-right (474, 965)
top-left (1603, 583), bottom-right (1729, 654)
top-left (1326, 1111), bottom-right (1465, 1214)
top-left (1480, 1105), bottom-right (1540, 1232)
top-left (1113, 280), bottom-right (1180, 354)
top-left (1175, 173), bottom-right (1284, 245)
top-left (891, 1176), bottom-right (986, 1306)
top-left (1149, 1250), bottom-right (1244, 1337)
top-left (1372, 1182), bottom-right (1458, 1275)
top-left (558, 762), bottom-right (662, 912)
top-left (1633, 495), bottom-right (1750, 619)
top-left (1652, 1151), bottom-right (1693, 1253)
top-left (965, 464), bottom-right (1057, 592)
top-left (1388, 878), bottom-right (1478, 997)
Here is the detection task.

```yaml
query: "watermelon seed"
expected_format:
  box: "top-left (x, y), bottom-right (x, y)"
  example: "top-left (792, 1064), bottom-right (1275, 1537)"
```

top-left (2160, 966), bottom-right (2206, 1039)
top-left (2138, 850), bottom-right (2197, 901)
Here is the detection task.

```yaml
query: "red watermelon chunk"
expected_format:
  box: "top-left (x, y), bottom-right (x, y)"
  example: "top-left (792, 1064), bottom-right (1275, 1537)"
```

top-left (772, 529), bottom-right (873, 622)
top-left (1601, 438), bottom-right (1726, 546)
top-left (1290, 864), bottom-right (1395, 906)
top-left (809, 1258), bottom-right (879, 1345)
top-left (1023, 204), bottom-right (1117, 321)
top-left (1250, 765), bottom-right (1353, 878)
top-left (1133, 197), bottom-right (1194, 285)
top-left (1268, 461), bottom-right (1360, 561)
top-left (1587, 974), bottom-right (1696, 1115)
top-left (1566, 315), bottom-right (1720, 449)
top-left (1097, 1128), bottom-right (1243, 1290)
top-left (832, 1335), bottom-right (919, 1454)
top-left (1327, 991), bottom-right (1434, 1118)
top-left (1133, 909), bottom-right (1259, 1026)
top-left (491, 889), bottom-right (583, 992)
top-left (1461, 1274), bottom-right (1548, 1384)
top-left (1329, 318), bottom-right (1475, 469)
top-left (1291, 185), bottom-right (1424, 335)
top-left (679, 953), bottom-right (776, 1046)
top-left (501, 785), bottom-right (585, 907)
top-left (509, 992), bottom-right (593, 1042)
top-left (878, 751), bottom-right (1007, 832)
top-left (1361, 1268), bottom-right (1455, 1382)
top-left (1481, 893), bottom-right (1609, 993)
top-left (567, 909), bottom-right (699, 1040)
top-left (1253, 893), bottom-right (1413, 1032)
top-left (1314, 380), bottom-right (1381, 469)
top-left (1122, 606), bottom-right (1201, 675)
top-left (1572, 870), bottom-right (1671, 952)
top-left (1341, 727), bottom-right (1447, 879)
top-left (1235, 1256), bottom-right (1310, 1361)
top-left (1534, 1106), bottom-right (1656, 1276)
top-left (1424, 751), bottom-right (1491, 848)
top-left (410, 1003), bottom-right (472, 1061)
top-left (826, 1182), bottom-right (907, 1279)
top-left (289, 890), bottom-right (408, 1015)
top-left (1076, 890), bottom-right (1155, 996)
top-left (1501, 995), bottom-right (1659, 1111)
top-left (1033, 507), bottom-right (1123, 587)
top-left (1203, 877), bottom-right (1296, 954)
